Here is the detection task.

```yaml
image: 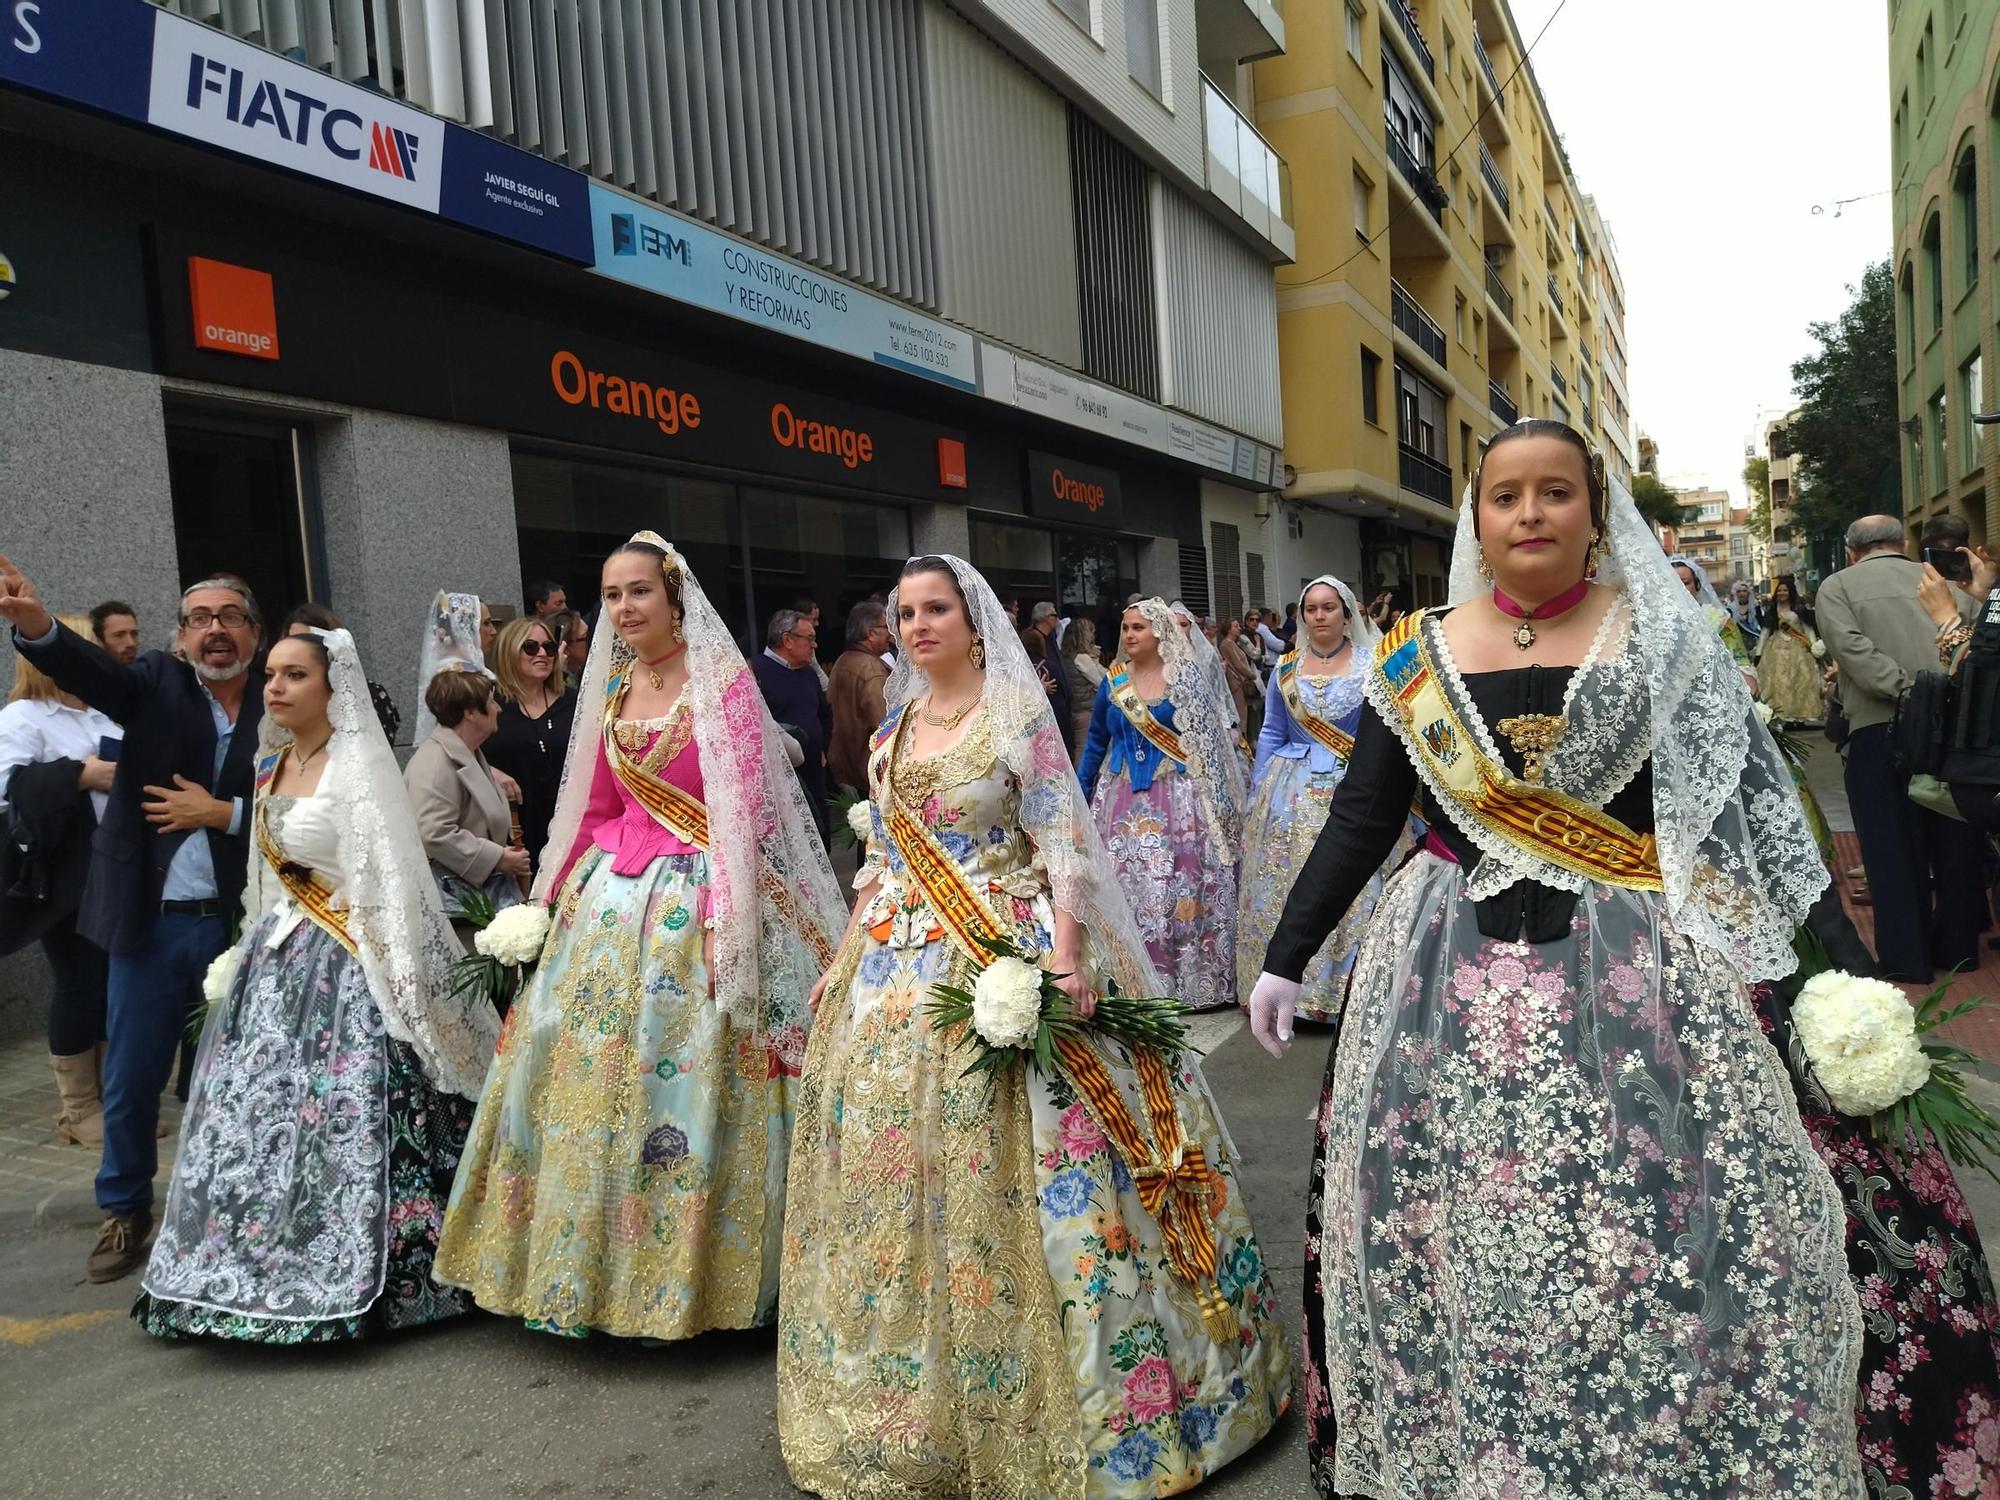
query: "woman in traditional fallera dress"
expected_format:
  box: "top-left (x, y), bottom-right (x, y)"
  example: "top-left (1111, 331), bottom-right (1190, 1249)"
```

top-left (1235, 576), bottom-right (1418, 1019)
top-left (433, 534), bottom-right (843, 1340)
top-left (1078, 599), bottom-right (1244, 1012)
top-left (779, 555), bottom-right (1289, 1499)
top-left (1248, 420), bottom-right (1867, 1497)
top-left (1757, 576), bottom-right (1826, 723)
top-left (136, 629), bottom-right (498, 1342)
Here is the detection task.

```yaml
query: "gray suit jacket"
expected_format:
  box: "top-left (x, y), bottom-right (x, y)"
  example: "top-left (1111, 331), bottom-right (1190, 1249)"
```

top-left (403, 730), bottom-right (512, 884)
top-left (1815, 551), bottom-right (1974, 730)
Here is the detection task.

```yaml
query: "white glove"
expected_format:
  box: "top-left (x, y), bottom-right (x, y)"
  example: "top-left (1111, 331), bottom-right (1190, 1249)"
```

top-left (1247, 971), bottom-right (1302, 1058)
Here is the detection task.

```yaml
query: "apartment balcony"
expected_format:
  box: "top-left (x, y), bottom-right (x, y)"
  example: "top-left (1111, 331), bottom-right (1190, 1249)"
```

top-left (1202, 76), bottom-right (1296, 259)
top-left (1473, 28), bottom-right (1502, 99)
top-left (1483, 259), bottom-right (1515, 322)
top-left (1546, 272), bottom-right (1566, 318)
top-left (1386, 0), bottom-right (1434, 79)
top-left (1399, 443), bottom-right (1455, 505)
top-left (1489, 379), bottom-right (1518, 426)
top-left (1385, 124), bottom-right (1449, 223)
top-left (1479, 141), bottom-right (1510, 220)
top-left (1391, 280), bottom-right (1448, 365)
top-left (1550, 367), bottom-right (1568, 400)
top-left (1197, 0), bottom-right (1285, 65)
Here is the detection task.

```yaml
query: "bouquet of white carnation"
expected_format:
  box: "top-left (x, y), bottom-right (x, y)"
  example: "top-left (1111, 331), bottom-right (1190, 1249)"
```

top-left (925, 934), bottom-right (1193, 1088)
top-left (202, 942), bottom-right (244, 1005)
top-left (1789, 934), bottom-right (2000, 1181)
top-left (449, 890), bottom-right (553, 1009)
top-left (1811, 639), bottom-right (1827, 659)
top-left (828, 790), bottom-right (869, 850)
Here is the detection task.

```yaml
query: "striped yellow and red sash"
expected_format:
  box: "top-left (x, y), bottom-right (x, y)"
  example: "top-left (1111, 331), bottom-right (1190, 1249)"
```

top-left (881, 717), bottom-right (1237, 1343)
top-left (254, 753), bottom-right (356, 956)
top-left (605, 685), bottom-right (834, 968)
top-left (1108, 670), bottom-right (1187, 767)
top-left (1275, 651), bottom-right (1357, 763)
top-left (1376, 613), bottom-right (1662, 891)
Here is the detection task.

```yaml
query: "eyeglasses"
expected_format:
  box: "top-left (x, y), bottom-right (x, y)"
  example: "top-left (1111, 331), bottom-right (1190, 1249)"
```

top-left (181, 608), bottom-right (251, 630)
top-left (519, 640), bottom-right (557, 656)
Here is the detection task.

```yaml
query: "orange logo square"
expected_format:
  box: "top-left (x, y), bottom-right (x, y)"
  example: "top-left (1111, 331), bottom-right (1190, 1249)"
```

top-left (189, 258), bottom-right (279, 361)
top-left (937, 437), bottom-right (967, 489)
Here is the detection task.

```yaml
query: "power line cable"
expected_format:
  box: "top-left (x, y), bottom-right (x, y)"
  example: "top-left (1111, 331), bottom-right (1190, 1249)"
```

top-left (1279, 0), bottom-right (1572, 291)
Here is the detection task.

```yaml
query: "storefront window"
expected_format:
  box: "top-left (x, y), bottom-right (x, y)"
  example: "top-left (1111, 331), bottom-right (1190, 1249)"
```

top-left (742, 490), bottom-right (911, 663)
top-left (969, 518), bottom-right (1057, 617)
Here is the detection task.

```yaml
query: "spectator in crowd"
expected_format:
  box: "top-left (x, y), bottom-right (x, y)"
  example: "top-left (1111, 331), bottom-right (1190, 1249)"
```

top-left (1028, 601), bottom-right (1071, 742)
top-left (0, 557), bottom-right (264, 1283)
top-left (1278, 601), bottom-right (1299, 647)
top-left (483, 615), bottom-right (569, 871)
top-left (1367, 588), bottom-right (1409, 632)
top-left (1063, 617), bottom-right (1106, 754)
top-left (89, 601), bottom-right (141, 665)
top-left (1219, 616), bottom-right (1261, 740)
top-left (552, 608), bottom-right (590, 682)
top-left (527, 581), bottom-right (567, 618)
top-left (0, 613), bottom-right (121, 1149)
top-left (281, 601), bottom-right (402, 744)
top-left (1253, 607), bottom-right (1287, 660)
top-left (404, 667), bottom-right (527, 955)
top-left (754, 608), bottom-right (831, 844)
top-left (1816, 514), bottom-right (1983, 981)
top-left (792, 596), bottom-right (830, 688)
top-left (826, 600), bottom-right (892, 794)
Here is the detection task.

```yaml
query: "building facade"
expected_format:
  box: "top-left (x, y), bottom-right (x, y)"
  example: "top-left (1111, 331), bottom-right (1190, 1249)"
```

top-left (1238, 0), bottom-right (1632, 614)
top-left (1889, 0), bottom-right (2000, 546)
top-left (0, 0), bottom-right (1296, 1032)
top-left (1673, 487), bottom-right (1735, 581)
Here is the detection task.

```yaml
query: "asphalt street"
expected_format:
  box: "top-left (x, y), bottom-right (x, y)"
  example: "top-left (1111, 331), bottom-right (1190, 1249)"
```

top-left (0, 1011), bottom-right (1325, 1500)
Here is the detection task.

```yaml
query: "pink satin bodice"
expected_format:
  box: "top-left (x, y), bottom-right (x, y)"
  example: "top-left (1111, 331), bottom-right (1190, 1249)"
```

top-left (551, 703), bottom-right (705, 890)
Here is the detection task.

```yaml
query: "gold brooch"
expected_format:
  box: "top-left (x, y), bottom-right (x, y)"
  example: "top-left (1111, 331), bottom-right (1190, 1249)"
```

top-left (1496, 713), bottom-right (1564, 784)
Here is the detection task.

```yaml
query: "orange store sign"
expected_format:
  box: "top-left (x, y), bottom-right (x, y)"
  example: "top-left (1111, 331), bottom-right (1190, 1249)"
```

top-left (189, 257), bottom-right (279, 360)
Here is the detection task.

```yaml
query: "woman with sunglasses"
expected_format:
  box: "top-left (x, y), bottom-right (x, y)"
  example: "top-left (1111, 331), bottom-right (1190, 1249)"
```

top-left (485, 615), bottom-right (576, 873)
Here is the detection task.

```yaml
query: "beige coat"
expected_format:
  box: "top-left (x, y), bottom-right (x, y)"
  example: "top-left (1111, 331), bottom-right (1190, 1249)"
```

top-left (1815, 551), bottom-right (1975, 730)
top-left (403, 729), bottom-right (513, 885)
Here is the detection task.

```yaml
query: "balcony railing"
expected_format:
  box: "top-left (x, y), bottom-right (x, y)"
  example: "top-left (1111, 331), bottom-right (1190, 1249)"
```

top-left (1391, 280), bottom-right (1448, 365)
top-left (1479, 141), bottom-right (1510, 219)
top-left (1489, 379), bottom-right (1518, 426)
top-left (1399, 443), bottom-right (1455, 504)
top-left (1473, 28), bottom-right (1502, 98)
top-left (1550, 367), bottom-right (1568, 399)
top-left (1547, 273), bottom-right (1566, 316)
top-left (1201, 76), bottom-right (1294, 241)
top-left (1484, 258), bottom-right (1514, 321)
top-left (1389, 0), bottom-right (1435, 79)
top-left (1385, 124), bottom-right (1449, 221)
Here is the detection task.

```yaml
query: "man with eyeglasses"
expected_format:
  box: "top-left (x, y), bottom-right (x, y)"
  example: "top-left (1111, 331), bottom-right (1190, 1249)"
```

top-left (0, 557), bottom-right (265, 1284)
top-left (753, 607), bottom-right (832, 846)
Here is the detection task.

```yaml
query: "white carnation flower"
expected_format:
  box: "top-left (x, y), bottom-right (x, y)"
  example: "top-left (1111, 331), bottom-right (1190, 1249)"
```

top-left (971, 956), bottom-right (1045, 1049)
top-left (847, 799), bottom-right (874, 843)
top-left (1752, 701), bottom-right (1774, 727)
top-left (1811, 639), bottom-right (1827, 659)
top-left (202, 944), bottom-right (244, 1004)
top-left (475, 904), bottom-right (552, 968)
top-left (1792, 971), bottom-right (1932, 1117)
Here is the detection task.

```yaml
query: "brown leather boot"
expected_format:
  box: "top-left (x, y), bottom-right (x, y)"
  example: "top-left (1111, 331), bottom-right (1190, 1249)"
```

top-left (85, 1209), bottom-right (153, 1284)
top-left (50, 1051), bottom-right (104, 1147)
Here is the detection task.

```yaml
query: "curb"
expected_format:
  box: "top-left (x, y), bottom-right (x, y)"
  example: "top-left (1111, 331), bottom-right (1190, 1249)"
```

top-left (0, 1182), bottom-right (106, 1237)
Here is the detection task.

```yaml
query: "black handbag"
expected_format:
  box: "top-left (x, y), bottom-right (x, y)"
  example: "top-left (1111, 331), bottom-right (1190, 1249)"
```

top-left (1892, 670), bottom-right (1953, 778)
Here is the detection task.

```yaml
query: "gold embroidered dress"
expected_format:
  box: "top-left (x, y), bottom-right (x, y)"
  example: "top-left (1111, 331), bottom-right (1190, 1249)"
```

top-left (778, 702), bottom-right (1290, 1498)
top-left (435, 677), bottom-right (812, 1338)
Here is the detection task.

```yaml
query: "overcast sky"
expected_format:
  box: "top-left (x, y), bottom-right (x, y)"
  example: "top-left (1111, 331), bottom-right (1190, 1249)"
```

top-left (1505, 0), bottom-right (1893, 500)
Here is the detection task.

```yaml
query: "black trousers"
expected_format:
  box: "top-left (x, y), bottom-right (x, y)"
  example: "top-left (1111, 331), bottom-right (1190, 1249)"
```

top-left (1844, 724), bottom-right (1987, 979)
top-left (38, 919), bottom-right (108, 1056)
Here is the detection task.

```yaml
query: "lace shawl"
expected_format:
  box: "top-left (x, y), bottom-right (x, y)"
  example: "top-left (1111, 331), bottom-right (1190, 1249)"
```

top-left (1414, 479), bottom-right (1828, 981)
top-left (244, 628), bottom-right (499, 1097)
top-left (534, 533), bottom-right (845, 1032)
top-left (884, 556), bottom-right (1164, 998)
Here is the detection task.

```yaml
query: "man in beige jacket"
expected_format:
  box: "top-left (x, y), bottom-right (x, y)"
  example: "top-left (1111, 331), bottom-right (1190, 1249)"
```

top-left (1815, 514), bottom-right (1983, 980)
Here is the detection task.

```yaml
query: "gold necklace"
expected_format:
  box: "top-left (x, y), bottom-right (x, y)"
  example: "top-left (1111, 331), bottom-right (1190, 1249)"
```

top-left (922, 690), bottom-right (982, 730)
top-left (638, 643), bottom-right (686, 691)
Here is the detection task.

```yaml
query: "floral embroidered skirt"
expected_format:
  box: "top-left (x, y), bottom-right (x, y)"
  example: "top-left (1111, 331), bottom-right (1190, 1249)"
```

top-left (1759, 632), bottom-right (1825, 723)
top-left (1302, 853), bottom-right (1866, 1498)
top-left (1091, 767), bottom-right (1238, 1011)
top-left (433, 846), bottom-right (809, 1339)
top-left (1234, 758), bottom-right (1417, 1019)
top-left (136, 915), bottom-right (472, 1343)
top-left (778, 928), bottom-right (1290, 1499)
top-left (1753, 981), bottom-right (2000, 1496)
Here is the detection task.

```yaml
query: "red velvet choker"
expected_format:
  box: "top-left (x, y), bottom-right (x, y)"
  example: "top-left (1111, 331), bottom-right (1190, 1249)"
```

top-left (1492, 577), bottom-right (1591, 650)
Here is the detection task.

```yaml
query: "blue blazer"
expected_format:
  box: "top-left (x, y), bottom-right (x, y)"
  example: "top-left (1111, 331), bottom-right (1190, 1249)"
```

top-left (16, 624), bottom-right (263, 954)
top-left (1078, 676), bottom-right (1182, 800)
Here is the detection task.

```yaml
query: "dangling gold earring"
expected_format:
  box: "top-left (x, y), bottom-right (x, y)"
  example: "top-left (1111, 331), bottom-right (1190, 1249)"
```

top-left (968, 634), bottom-right (986, 669)
top-left (670, 613), bottom-right (683, 645)
top-left (1476, 549), bottom-right (1494, 583)
top-left (1586, 533), bottom-right (1604, 576)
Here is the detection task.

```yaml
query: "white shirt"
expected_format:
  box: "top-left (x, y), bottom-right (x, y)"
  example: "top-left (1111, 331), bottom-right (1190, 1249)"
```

top-left (0, 697), bottom-right (123, 822)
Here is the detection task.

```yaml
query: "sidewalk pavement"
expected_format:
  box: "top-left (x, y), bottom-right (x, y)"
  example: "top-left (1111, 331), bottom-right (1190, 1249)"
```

top-left (0, 1044), bottom-right (179, 1234)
